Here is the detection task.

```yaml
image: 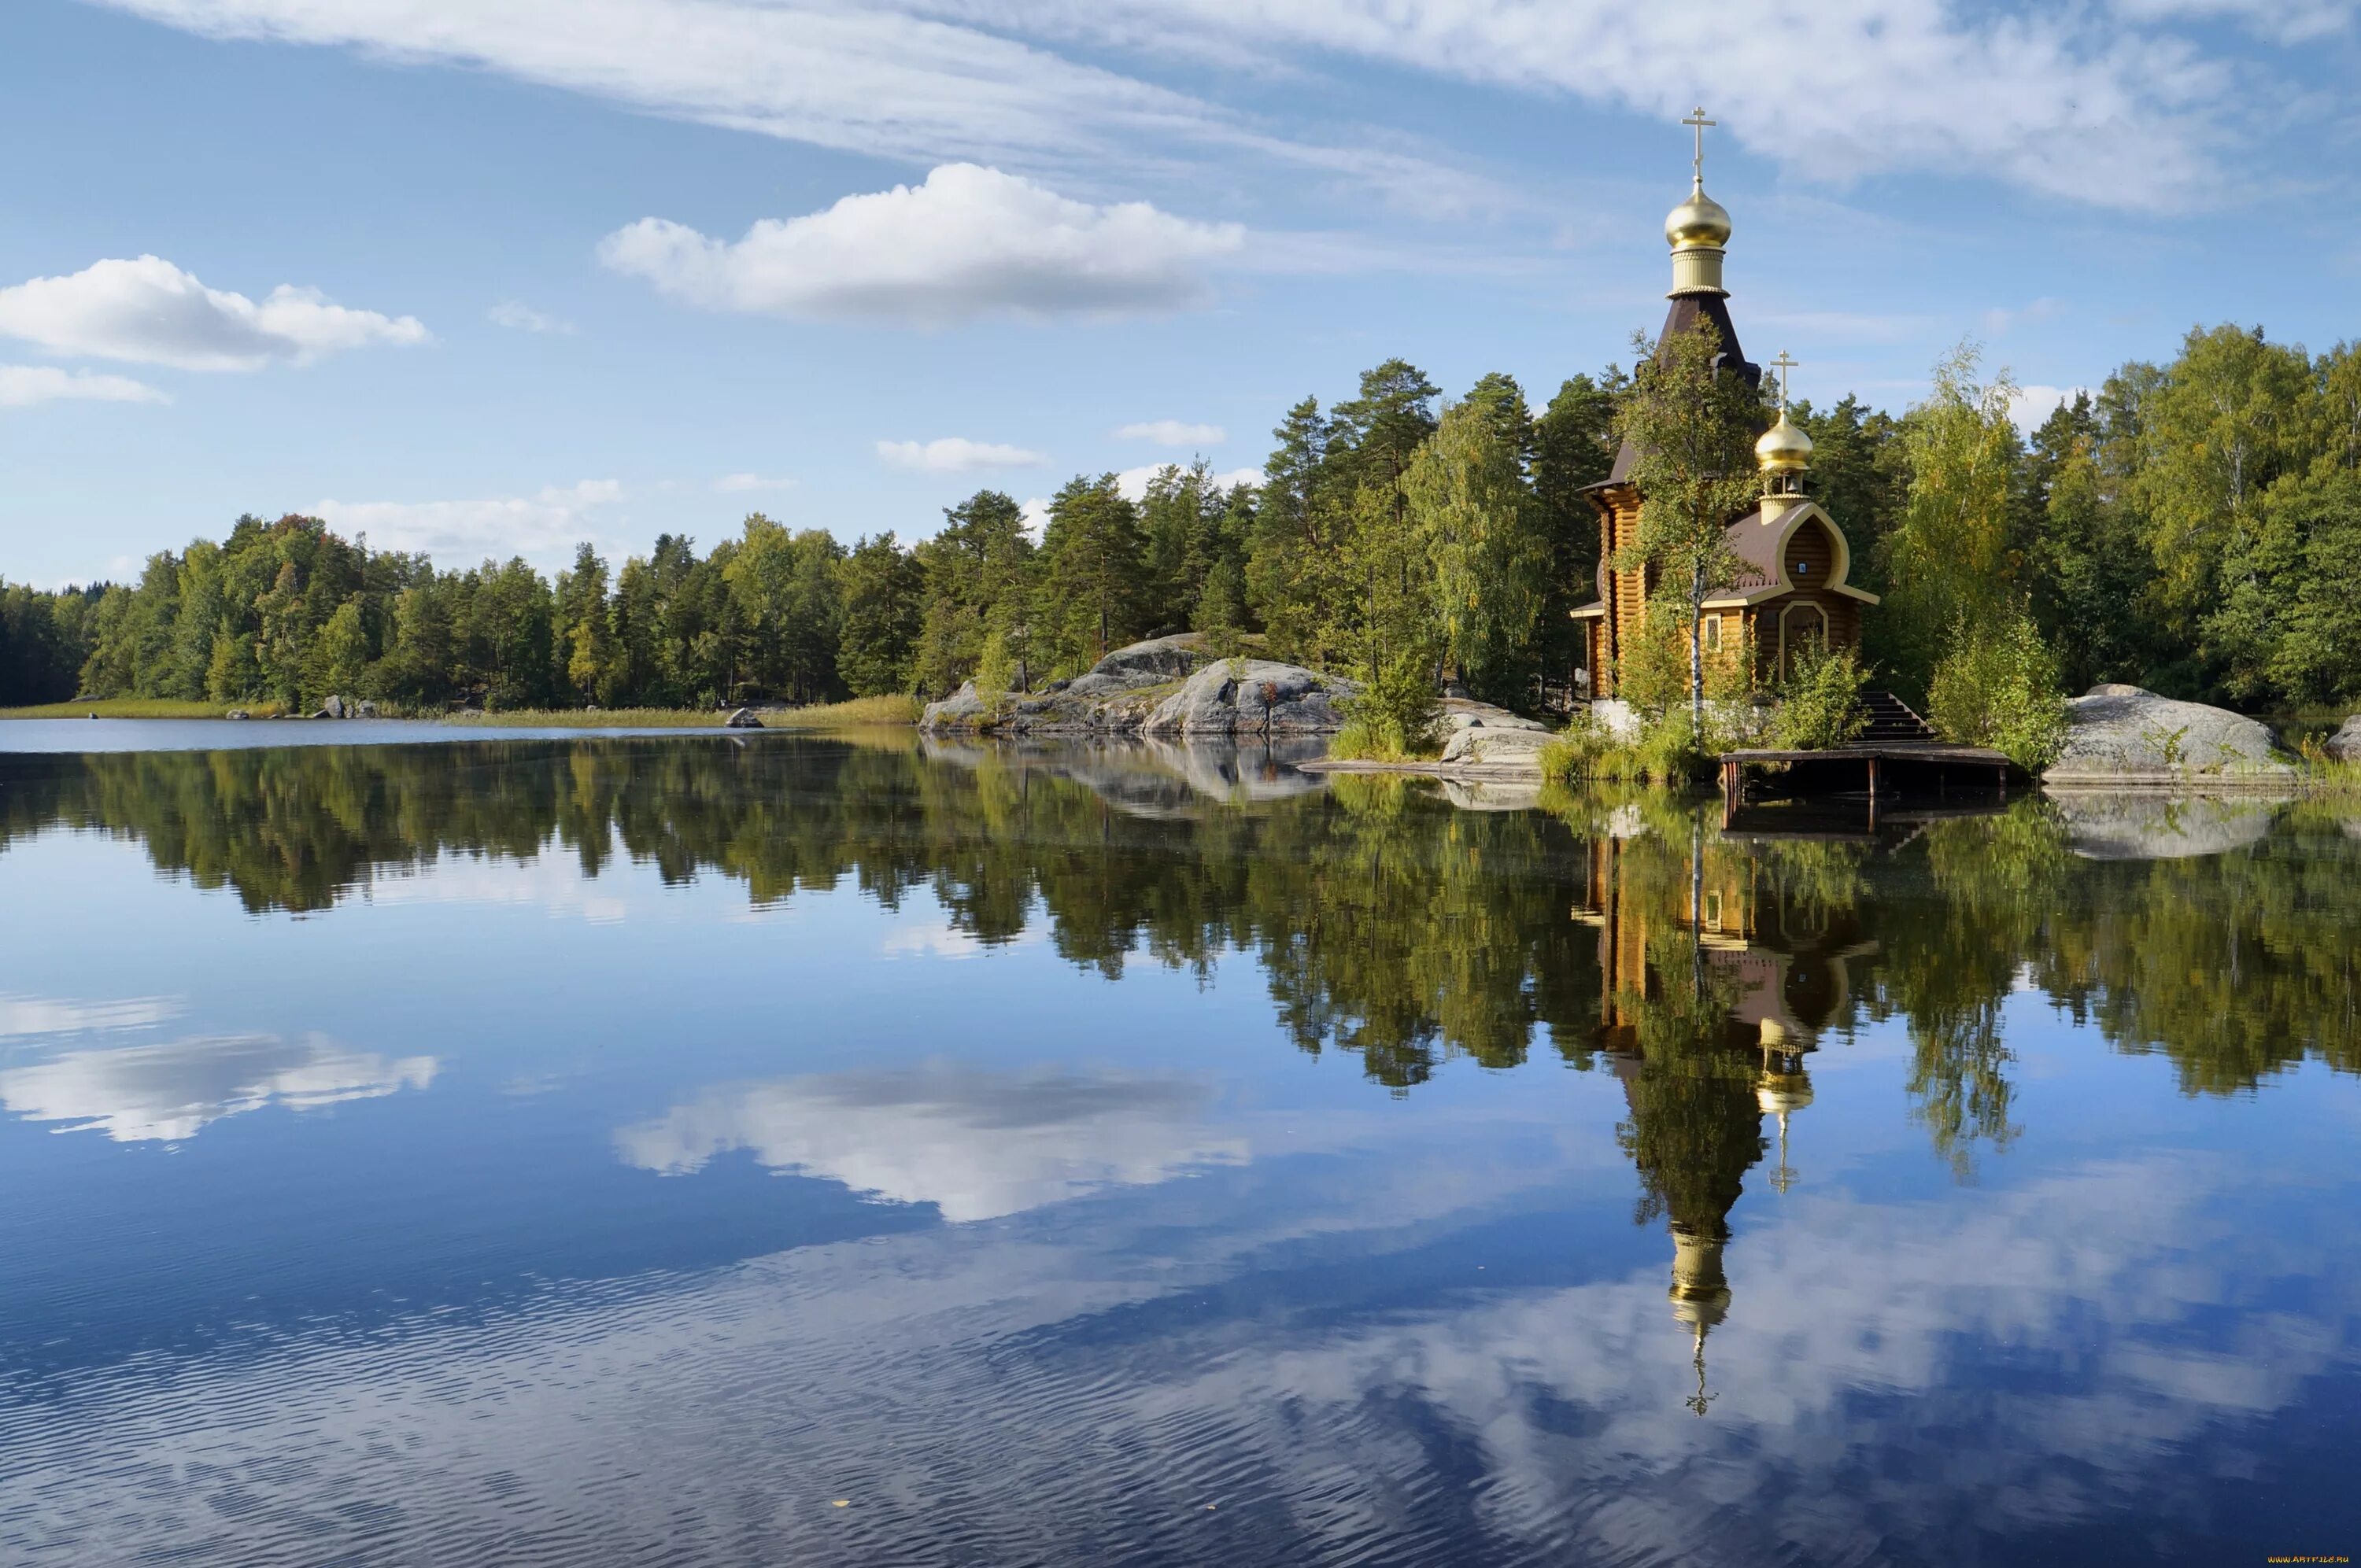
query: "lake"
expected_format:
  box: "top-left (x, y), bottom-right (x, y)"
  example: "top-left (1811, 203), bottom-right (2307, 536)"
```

top-left (1, 727), bottom-right (2356, 1566)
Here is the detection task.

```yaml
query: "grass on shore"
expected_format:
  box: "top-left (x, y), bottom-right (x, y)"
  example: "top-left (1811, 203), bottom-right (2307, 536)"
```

top-left (436, 695), bottom-right (923, 729)
top-left (0, 698), bottom-right (288, 720)
top-left (1325, 717), bottom-right (1446, 764)
top-left (1, 695), bottom-right (922, 728)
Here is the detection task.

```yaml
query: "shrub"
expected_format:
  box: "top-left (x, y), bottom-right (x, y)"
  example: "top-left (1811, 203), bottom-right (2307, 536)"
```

top-left (1539, 707), bottom-right (1718, 788)
top-left (1769, 646), bottom-right (1871, 751)
top-left (1332, 651), bottom-right (1443, 762)
top-left (1927, 611), bottom-right (2069, 771)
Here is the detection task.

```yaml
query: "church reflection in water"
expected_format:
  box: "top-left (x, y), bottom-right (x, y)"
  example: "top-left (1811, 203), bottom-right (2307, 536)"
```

top-left (1571, 831), bottom-right (1877, 1414)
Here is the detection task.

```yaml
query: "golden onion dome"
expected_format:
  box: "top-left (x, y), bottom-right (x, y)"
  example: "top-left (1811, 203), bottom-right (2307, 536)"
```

top-left (1756, 408), bottom-right (1813, 472)
top-left (1756, 1073), bottom-right (1815, 1116)
top-left (1665, 182), bottom-right (1733, 249)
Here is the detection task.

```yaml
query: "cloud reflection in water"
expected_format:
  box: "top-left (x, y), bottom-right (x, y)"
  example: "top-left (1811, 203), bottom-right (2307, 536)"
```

top-left (618, 1062), bottom-right (1249, 1221)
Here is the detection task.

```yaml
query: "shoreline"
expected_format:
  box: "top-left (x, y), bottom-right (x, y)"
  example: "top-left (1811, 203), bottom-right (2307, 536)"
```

top-left (0, 696), bottom-right (921, 729)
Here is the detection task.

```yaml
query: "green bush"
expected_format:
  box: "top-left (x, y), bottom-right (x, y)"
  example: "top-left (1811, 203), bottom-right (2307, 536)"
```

top-left (1769, 646), bottom-right (1871, 751)
top-left (1539, 707), bottom-right (1717, 788)
top-left (1927, 611), bottom-right (2069, 771)
top-left (1332, 651), bottom-right (1443, 762)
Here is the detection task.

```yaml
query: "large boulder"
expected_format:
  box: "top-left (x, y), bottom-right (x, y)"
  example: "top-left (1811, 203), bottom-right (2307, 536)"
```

top-left (1141, 659), bottom-right (1358, 737)
top-left (1062, 634), bottom-right (1206, 696)
top-left (2324, 714), bottom-right (2361, 762)
top-left (2045, 684), bottom-right (2294, 784)
top-left (1438, 725), bottom-right (1556, 771)
top-left (919, 681), bottom-right (989, 730)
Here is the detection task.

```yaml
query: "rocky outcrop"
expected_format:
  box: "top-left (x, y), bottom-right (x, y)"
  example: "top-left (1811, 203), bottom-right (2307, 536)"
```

top-left (2325, 714), bottom-right (2361, 762)
top-left (1140, 659), bottom-right (1357, 737)
top-left (2044, 684), bottom-right (2294, 784)
top-left (723, 707), bottom-right (764, 729)
top-left (920, 636), bottom-right (1355, 737)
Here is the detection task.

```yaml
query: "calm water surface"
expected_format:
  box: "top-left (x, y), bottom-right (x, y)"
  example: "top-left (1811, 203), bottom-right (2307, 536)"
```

top-left (1, 728), bottom-right (2356, 1566)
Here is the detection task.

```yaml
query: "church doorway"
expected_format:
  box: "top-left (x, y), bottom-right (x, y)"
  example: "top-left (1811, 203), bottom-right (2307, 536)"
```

top-left (1779, 602), bottom-right (1828, 681)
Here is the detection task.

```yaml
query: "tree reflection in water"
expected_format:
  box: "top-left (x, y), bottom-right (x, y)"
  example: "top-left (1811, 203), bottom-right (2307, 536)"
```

top-left (4, 736), bottom-right (2357, 1401)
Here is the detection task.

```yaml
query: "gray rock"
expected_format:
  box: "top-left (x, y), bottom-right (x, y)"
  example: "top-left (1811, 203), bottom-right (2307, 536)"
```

top-left (1438, 725), bottom-right (1557, 770)
top-left (921, 639), bottom-right (1213, 732)
top-left (1088, 634), bottom-right (1206, 684)
top-left (919, 681), bottom-right (988, 730)
top-left (1441, 698), bottom-right (1548, 733)
top-left (317, 693), bottom-right (346, 720)
top-left (355, 700), bottom-right (379, 718)
top-left (2324, 714), bottom-right (2361, 762)
top-left (224, 709), bottom-right (250, 721)
top-left (2049, 793), bottom-right (2282, 861)
top-left (1140, 659), bottom-right (1358, 737)
top-left (2045, 685), bottom-right (2294, 783)
top-left (723, 707), bottom-right (764, 729)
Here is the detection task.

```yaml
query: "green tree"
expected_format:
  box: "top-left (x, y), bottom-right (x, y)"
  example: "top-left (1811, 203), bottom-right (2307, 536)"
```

top-left (1406, 377), bottom-right (1547, 703)
top-left (554, 543), bottom-right (616, 703)
top-left (837, 533), bottom-right (926, 696)
top-left (1613, 323), bottom-right (1762, 740)
top-left (1037, 473), bottom-right (1144, 670)
top-left (1532, 368), bottom-right (1624, 695)
top-left (1878, 342), bottom-right (2023, 703)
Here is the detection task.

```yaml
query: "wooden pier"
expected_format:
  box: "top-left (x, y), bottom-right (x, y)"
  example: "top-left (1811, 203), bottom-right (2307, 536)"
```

top-left (1717, 742), bottom-right (2014, 827)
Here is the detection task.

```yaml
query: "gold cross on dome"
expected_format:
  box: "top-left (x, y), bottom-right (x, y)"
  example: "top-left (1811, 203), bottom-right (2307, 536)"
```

top-left (1683, 106), bottom-right (1716, 183)
top-left (1768, 350), bottom-right (1799, 411)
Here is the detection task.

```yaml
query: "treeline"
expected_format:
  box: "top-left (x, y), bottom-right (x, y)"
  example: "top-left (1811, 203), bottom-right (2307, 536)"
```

top-left (0, 358), bottom-right (1621, 713)
top-left (1794, 325), bottom-right (2361, 710)
top-left (5, 324), bottom-right (2357, 714)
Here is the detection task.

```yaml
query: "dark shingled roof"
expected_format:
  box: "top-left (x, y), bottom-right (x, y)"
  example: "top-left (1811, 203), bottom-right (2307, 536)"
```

top-left (1719, 506), bottom-right (1782, 594)
top-left (1605, 291), bottom-right (1763, 486)
top-left (1575, 505), bottom-right (1799, 612)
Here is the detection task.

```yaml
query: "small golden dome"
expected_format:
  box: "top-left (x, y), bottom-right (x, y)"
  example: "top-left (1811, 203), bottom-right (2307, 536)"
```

top-left (1665, 182), bottom-right (1733, 249)
top-left (1756, 409), bottom-right (1812, 472)
top-left (1756, 1073), bottom-right (1815, 1116)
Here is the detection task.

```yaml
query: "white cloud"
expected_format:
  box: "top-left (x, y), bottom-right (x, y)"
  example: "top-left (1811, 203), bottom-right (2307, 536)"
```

top-left (0, 992), bottom-right (183, 1038)
top-left (311, 478), bottom-right (625, 563)
top-left (877, 437), bottom-right (1047, 473)
top-left (487, 300), bottom-right (575, 334)
top-left (713, 472), bottom-right (793, 493)
top-left (615, 1062), bottom-right (1247, 1221)
top-left (1981, 297), bottom-right (2070, 336)
top-left (0, 255), bottom-right (426, 371)
top-left (0, 1033), bottom-right (436, 1142)
top-left (1114, 419), bottom-right (1224, 446)
top-left (1018, 496), bottom-right (1051, 540)
top-left (2110, 0), bottom-right (2357, 44)
top-left (2009, 383), bottom-right (2091, 434)
top-left (601, 163), bottom-right (1243, 325)
top-left (1112, 463), bottom-right (1261, 502)
top-left (87, 0), bottom-right (1476, 214)
top-left (91, 0), bottom-right (2341, 214)
top-left (0, 364), bottom-right (168, 408)
top-left (953, 0), bottom-right (2256, 210)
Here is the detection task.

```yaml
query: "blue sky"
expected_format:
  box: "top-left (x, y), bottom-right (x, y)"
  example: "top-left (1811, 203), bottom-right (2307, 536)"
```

top-left (2, 0), bottom-right (2355, 587)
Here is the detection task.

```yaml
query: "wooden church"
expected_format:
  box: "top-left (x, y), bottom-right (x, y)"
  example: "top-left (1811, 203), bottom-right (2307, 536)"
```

top-left (1572, 113), bottom-right (1879, 696)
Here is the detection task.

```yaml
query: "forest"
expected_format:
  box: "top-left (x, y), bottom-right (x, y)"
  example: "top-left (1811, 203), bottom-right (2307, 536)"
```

top-left (2, 321), bottom-right (2356, 718)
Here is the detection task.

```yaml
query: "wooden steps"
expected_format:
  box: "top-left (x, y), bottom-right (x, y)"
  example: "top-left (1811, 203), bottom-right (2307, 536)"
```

top-left (1860, 689), bottom-right (1936, 743)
